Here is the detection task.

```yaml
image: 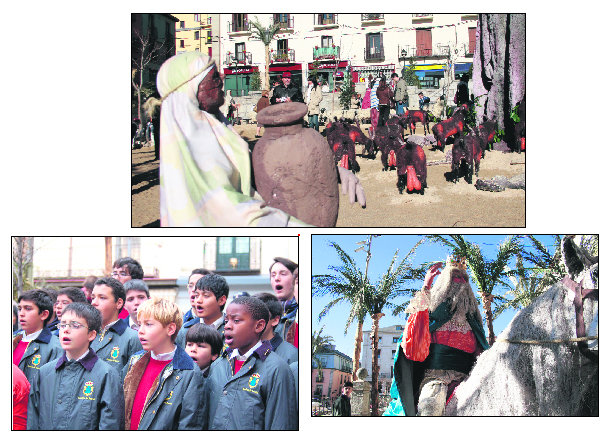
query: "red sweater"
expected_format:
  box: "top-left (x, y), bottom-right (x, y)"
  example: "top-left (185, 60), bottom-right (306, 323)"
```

top-left (12, 364), bottom-right (30, 430)
top-left (13, 340), bottom-right (29, 366)
top-left (129, 357), bottom-right (171, 430)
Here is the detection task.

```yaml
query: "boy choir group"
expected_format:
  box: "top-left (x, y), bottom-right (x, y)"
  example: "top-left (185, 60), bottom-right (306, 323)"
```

top-left (12, 256), bottom-right (299, 430)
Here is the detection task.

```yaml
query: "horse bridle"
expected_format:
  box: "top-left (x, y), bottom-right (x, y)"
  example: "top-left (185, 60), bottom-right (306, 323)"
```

top-left (561, 275), bottom-right (599, 363)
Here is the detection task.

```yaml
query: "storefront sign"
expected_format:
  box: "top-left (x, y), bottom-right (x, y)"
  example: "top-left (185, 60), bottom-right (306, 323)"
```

top-left (308, 61), bottom-right (349, 70)
top-left (223, 66), bottom-right (258, 75)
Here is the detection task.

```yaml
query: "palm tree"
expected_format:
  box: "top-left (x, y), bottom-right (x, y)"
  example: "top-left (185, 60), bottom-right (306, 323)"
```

top-left (312, 240), bottom-right (372, 381)
top-left (311, 326), bottom-right (334, 382)
top-left (248, 17), bottom-right (281, 91)
top-left (498, 235), bottom-right (597, 316)
top-left (426, 235), bottom-right (523, 345)
top-left (364, 240), bottom-right (426, 416)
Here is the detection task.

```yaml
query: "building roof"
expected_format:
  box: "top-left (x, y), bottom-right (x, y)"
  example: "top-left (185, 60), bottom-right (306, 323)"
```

top-left (362, 324), bottom-right (404, 334)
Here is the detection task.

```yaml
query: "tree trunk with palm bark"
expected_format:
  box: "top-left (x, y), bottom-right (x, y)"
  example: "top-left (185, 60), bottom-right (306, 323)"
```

top-left (352, 321), bottom-right (364, 381)
top-left (370, 312), bottom-right (385, 416)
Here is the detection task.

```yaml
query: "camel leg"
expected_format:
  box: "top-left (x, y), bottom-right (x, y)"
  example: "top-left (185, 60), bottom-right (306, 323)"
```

top-left (418, 380), bottom-right (447, 416)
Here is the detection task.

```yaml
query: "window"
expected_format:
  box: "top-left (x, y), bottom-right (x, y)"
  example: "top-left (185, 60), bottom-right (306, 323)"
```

top-left (377, 349), bottom-right (381, 358)
top-left (378, 336), bottom-right (382, 342)
top-left (317, 14), bottom-right (335, 25)
top-left (274, 13), bottom-right (289, 26)
top-left (194, 31), bottom-right (199, 40)
top-left (392, 349), bottom-right (396, 357)
top-left (180, 21), bottom-right (185, 29)
top-left (395, 325), bottom-right (403, 331)
top-left (277, 39), bottom-right (289, 57)
top-left (366, 32), bottom-right (384, 60)
top-left (194, 14), bottom-right (201, 22)
top-left (416, 28), bottom-right (433, 56)
top-left (235, 43), bottom-right (245, 62)
top-left (179, 40), bottom-right (185, 48)
top-left (216, 237), bottom-right (250, 271)
top-left (468, 27), bottom-right (476, 55)
top-left (321, 35), bottom-right (333, 48)
top-left (392, 337), bottom-right (398, 343)
top-left (208, 47), bottom-right (212, 57)
top-left (232, 13), bottom-right (247, 32)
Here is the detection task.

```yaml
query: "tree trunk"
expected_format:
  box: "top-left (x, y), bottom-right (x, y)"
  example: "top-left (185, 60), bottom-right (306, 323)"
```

top-left (264, 45), bottom-right (270, 91)
top-left (352, 321), bottom-right (364, 381)
top-left (481, 293), bottom-right (496, 345)
top-left (472, 13), bottom-right (525, 150)
top-left (370, 313), bottom-right (385, 416)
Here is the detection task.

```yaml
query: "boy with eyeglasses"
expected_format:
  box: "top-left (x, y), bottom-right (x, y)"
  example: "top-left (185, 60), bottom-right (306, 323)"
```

top-left (112, 257), bottom-right (144, 320)
top-left (27, 302), bottom-right (124, 430)
top-left (91, 277), bottom-right (142, 370)
top-left (52, 287), bottom-right (88, 336)
top-left (13, 290), bottom-right (63, 383)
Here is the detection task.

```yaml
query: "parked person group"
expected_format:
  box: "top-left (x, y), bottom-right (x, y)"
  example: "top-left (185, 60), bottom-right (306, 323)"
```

top-left (13, 255), bottom-right (300, 430)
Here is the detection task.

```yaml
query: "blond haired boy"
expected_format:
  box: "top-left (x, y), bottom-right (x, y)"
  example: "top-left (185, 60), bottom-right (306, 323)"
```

top-left (122, 297), bottom-right (206, 430)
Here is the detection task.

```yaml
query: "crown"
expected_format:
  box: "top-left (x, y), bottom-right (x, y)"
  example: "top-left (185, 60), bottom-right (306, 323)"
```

top-left (446, 255), bottom-right (467, 271)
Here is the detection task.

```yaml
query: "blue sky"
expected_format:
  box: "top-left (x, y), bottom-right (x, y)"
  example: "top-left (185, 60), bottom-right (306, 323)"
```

top-left (311, 234), bottom-right (560, 358)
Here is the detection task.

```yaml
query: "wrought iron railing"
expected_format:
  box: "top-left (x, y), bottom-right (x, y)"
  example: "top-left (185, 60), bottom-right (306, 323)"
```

top-left (271, 48), bottom-right (295, 63)
top-left (365, 44), bottom-right (385, 61)
top-left (226, 51), bottom-right (252, 65)
top-left (313, 46), bottom-right (340, 60)
top-left (228, 19), bottom-right (249, 33)
top-left (361, 14), bottom-right (384, 21)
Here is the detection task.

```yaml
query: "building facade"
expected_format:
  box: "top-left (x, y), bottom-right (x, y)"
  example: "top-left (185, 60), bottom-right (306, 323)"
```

top-left (30, 236), bottom-right (298, 310)
top-left (131, 13), bottom-right (178, 89)
top-left (360, 324), bottom-right (404, 393)
top-left (312, 344), bottom-right (353, 401)
top-left (216, 13), bottom-right (478, 97)
top-left (173, 14), bottom-right (220, 65)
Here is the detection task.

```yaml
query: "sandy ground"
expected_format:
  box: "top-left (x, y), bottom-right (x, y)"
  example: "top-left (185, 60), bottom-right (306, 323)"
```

top-left (131, 122), bottom-right (525, 228)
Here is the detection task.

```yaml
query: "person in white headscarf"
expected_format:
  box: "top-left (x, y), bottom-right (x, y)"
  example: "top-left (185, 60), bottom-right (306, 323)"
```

top-left (146, 52), bottom-right (365, 227)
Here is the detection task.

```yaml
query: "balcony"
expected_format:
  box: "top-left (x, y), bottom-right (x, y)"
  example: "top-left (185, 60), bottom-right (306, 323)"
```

top-left (228, 20), bottom-right (251, 35)
top-left (399, 44), bottom-right (453, 60)
top-left (270, 48), bottom-right (295, 63)
top-left (364, 44), bottom-right (385, 62)
top-left (412, 13), bottom-right (433, 23)
top-left (313, 46), bottom-right (340, 60)
top-left (314, 14), bottom-right (338, 29)
top-left (462, 43), bottom-right (475, 57)
top-left (272, 16), bottom-right (294, 31)
top-left (361, 14), bottom-right (385, 25)
top-left (225, 51), bottom-right (253, 65)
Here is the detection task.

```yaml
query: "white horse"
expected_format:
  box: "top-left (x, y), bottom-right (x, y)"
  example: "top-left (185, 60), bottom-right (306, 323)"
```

top-left (446, 236), bottom-right (598, 416)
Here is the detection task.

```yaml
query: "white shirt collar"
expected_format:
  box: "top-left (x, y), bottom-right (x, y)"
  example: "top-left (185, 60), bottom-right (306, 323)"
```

top-left (151, 346), bottom-right (176, 361)
top-left (103, 319), bottom-right (120, 331)
top-left (68, 349), bottom-right (90, 362)
top-left (22, 328), bottom-right (43, 342)
top-left (202, 313), bottom-right (224, 330)
top-left (230, 340), bottom-right (263, 361)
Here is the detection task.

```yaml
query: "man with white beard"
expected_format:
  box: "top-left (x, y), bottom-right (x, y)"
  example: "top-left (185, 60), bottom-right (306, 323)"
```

top-left (385, 257), bottom-right (489, 416)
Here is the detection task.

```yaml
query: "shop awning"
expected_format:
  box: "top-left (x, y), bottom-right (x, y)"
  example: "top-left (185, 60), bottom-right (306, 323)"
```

top-left (269, 64), bottom-right (302, 72)
top-left (454, 63), bottom-right (472, 73)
